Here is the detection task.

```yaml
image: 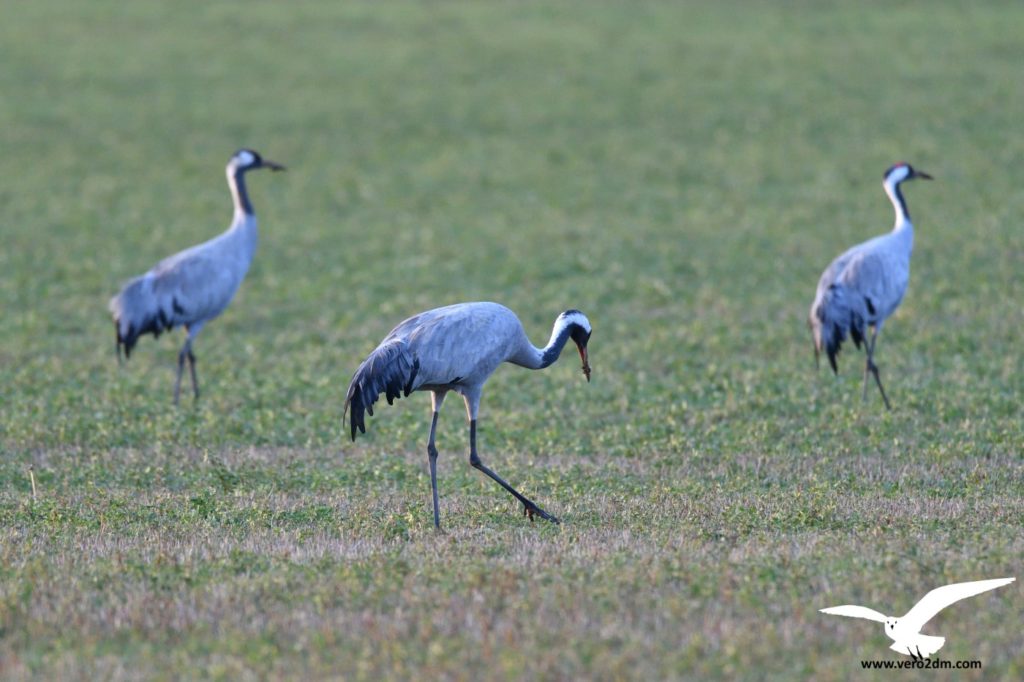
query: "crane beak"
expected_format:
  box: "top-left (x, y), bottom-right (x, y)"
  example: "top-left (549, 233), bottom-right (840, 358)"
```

top-left (915, 170), bottom-right (933, 180)
top-left (578, 344), bottom-right (591, 382)
top-left (263, 159), bottom-right (286, 172)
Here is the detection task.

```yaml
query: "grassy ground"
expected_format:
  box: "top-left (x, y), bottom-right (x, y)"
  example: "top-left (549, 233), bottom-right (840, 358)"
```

top-left (2, 1), bottom-right (1023, 679)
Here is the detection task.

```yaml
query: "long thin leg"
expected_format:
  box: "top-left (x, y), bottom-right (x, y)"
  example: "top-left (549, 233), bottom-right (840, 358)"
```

top-left (173, 343), bottom-right (188, 406)
top-left (426, 391), bottom-right (447, 529)
top-left (427, 409), bottom-right (441, 530)
top-left (869, 361), bottom-right (891, 410)
top-left (187, 350), bottom-right (199, 400)
top-left (468, 420), bottom-right (559, 524)
top-left (862, 329), bottom-right (892, 410)
top-left (174, 325), bottom-right (202, 405)
top-left (861, 335), bottom-right (872, 403)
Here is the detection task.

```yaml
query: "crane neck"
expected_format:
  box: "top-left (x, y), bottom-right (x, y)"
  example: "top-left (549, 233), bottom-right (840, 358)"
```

top-left (524, 319), bottom-right (575, 370)
top-left (227, 166), bottom-right (254, 218)
top-left (884, 178), bottom-right (912, 231)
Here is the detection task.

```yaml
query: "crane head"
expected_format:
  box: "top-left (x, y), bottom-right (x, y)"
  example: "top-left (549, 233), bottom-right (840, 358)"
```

top-left (884, 162), bottom-right (933, 184)
top-left (232, 149), bottom-right (286, 173)
top-left (560, 310), bottom-right (592, 382)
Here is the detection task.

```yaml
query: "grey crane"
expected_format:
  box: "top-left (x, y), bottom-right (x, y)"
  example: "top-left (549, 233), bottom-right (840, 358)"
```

top-left (109, 149), bottom-right (285, 404)
top-left (809, 162), bottom-right (932, 408)
top-left (344, 302), bottom-right (593, 529)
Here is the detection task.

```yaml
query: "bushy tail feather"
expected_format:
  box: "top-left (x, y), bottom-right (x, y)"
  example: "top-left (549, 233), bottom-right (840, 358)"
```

top-left (343, 340), bottom-right (420, 441)
top-left (810, 283), bottom-right (866, 374)
top-left (108, 275), bottom-right (178, 360)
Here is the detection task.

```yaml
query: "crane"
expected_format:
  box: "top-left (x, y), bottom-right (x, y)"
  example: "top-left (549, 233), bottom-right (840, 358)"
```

top-left (809, 162), bottom-right (932, 408)
top-left (109, 149), bottom-right (285, 404)
top-left (344, 302), bottom-right (592, 529)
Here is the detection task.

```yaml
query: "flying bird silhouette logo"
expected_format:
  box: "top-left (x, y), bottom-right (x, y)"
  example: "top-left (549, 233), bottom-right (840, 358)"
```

top-left (820, 577), bottom-right (1015, 659)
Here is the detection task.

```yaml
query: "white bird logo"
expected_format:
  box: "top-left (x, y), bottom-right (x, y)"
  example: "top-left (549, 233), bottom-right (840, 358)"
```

top-left (820, 577), bottom-right (1015, 659)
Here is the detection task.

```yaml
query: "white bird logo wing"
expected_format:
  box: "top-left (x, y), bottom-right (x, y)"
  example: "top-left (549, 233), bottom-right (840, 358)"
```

top-left (820, 605), bottom-right (888, 623)
top-left (899, 578), bottom-right (1015, 634)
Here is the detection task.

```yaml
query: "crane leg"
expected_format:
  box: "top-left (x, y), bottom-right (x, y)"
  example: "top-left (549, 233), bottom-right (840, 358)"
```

top-left (861, 331), bottom-right (872, 402)
top-left (468, 420), bottom-right (559, 524)
top-left (174, 337), bottom-right (198, 405)
top-left (862, 330), bottom-right (892, 410)
top-left (174, 345), bottom-right (187, 406)
top-left (187, 350), bottom-right (200, 400)
top-left (427, 410), bottom-right (441, 530)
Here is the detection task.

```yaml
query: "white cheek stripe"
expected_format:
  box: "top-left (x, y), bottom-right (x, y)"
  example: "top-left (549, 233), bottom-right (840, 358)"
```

top-left (561, 312), bottom-right (591, 334)
top-left (887, 164), bottom-right (910, 183)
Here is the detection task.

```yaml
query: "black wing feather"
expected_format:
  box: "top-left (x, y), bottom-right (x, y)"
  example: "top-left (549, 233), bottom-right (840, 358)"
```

top-left (812, 283), bottom-right (867, 374)
top-left (110, 277), bottom-right (180, 359)
top-left (343, 339), bottom-right (420, 441)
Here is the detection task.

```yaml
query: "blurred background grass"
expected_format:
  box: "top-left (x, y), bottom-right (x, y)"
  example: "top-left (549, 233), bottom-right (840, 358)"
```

top-left (1, 1), bottom-right (1022, 679)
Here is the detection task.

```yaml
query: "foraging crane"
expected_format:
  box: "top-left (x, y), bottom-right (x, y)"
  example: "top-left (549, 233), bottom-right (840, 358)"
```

top-left (809, 162), bottom-right (932, 409)
top-left (109, 149), bottom-right (285, 404)
top-left (344, 302), bottom-right (592, 529)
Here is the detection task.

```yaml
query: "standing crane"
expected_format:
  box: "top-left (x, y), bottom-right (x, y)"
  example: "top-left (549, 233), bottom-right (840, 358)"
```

top-left (809, 162), bottom-right (933, 409)
top-left (109, 149), bottom-right (285, 404)
top-left (344, 302), bottom-right (592, 529)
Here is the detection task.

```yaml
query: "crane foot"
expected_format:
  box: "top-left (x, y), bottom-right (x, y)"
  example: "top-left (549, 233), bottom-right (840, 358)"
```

top-left (523, 502), bottom-right (560, 524)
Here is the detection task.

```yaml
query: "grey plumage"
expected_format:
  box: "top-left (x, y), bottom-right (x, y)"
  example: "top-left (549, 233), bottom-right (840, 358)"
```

top-left (344, 302), bottom-right (592, 529)
top-left (809, 162), bottom-right (932, 407)
top-left (109, 149), bottom-right (285, 403)
top-left (109, 274), bottom-right (181, 358)
top-left (812, 279), bottom-right (868, 374)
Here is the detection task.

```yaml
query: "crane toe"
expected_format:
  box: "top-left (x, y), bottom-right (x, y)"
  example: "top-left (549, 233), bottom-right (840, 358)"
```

top-left (523, 502), bottom-right (560, 524)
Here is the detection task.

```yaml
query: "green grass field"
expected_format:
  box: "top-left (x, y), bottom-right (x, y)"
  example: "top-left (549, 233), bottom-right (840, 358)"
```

top-left (2, 1), bottom-right (1023, 679)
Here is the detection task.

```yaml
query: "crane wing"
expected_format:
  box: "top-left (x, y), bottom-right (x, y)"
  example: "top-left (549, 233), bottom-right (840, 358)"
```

top-left (809, 281), bottom-right (867, 372)
top-left (837, 252), bottom-right (894, 308)
top-left (343, 338), bottom-right (420, 441)
top-left (900, 578), bottom-right (1015, 633)
top-left (809, 244), bottom-right (877, 372)
top-left (394, 302), bottom-right (520, 386)
top-left (820, 605), bottom-right (888, 623)
top-left (151, 249), bottom-right (245, 320)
